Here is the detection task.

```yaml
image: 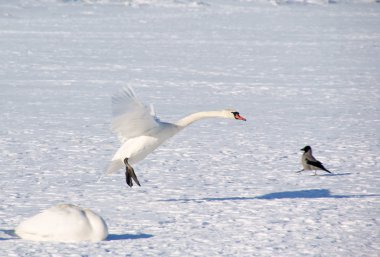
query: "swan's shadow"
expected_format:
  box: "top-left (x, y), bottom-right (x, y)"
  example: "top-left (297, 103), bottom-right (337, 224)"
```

top-left (0, 229), bottom-right (17, 241)
top-left (256, 189), bottom-right (346, 199)
top-left (0, 230), bottom-right (153, 241)
top-left (107, 233), bottom-right (153, 241)
top-left (161, 189), bottom-right (380, 202)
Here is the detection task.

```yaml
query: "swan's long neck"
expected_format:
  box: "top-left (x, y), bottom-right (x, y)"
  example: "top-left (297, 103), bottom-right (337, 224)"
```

top-left (175, 111), bottom-right (226, 128)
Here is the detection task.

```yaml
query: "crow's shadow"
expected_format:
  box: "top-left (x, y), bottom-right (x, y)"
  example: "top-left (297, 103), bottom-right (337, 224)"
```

top-left (107, 233), bottom-right (153, 241)
top-left (318, 172), bottom-right (351, 177)
top-left (161, 189), bottom-right (380, 202)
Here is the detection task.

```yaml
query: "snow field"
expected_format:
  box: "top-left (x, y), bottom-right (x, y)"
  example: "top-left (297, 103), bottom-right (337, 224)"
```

top-left (0, 0), bottom-right (379, 256)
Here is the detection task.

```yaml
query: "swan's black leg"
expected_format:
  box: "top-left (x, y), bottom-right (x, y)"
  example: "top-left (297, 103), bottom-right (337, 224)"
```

top-left (124, 158), bottom-right (141, 187)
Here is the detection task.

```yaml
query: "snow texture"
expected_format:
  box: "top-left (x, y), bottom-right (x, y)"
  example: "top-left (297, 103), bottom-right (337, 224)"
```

top-left (0, 0), bottom-right (379, 256)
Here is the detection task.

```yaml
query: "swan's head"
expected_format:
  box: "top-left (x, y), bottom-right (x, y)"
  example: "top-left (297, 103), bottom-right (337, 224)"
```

top-left (223, 109), bottom-right (246, 121)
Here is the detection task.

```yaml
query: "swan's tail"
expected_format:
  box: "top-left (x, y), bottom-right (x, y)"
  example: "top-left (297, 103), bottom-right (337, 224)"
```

top-left (96, 160), bottom-right (124, 183)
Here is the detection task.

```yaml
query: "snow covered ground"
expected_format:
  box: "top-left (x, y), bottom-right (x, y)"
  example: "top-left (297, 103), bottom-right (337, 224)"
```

top-left (1, 0), bottom-right (379, 256)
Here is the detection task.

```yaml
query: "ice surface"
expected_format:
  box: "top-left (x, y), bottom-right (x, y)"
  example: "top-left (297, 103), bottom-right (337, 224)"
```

top-left (0, 0), bottom-right (379, 256)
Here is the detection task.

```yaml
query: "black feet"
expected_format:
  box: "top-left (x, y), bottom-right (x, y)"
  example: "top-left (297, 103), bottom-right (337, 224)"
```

top-left (124, 158), bottom-right (141, 187)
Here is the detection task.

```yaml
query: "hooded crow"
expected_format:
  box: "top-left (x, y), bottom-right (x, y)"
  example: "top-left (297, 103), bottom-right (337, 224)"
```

top-left (298, 146), bottom-right (332, 175)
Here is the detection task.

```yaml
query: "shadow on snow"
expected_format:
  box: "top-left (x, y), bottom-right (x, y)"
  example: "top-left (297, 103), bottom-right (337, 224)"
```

top-left (318, 172), bottom-right (352, 177)
top-left (0, 229), bottom-right (153, 241)
top-left (107, 233), bottom-right (153, 241)
top-left (0, 229), bottom-right (17, 241)
top-left (161, 189), bottom-right (380, 203)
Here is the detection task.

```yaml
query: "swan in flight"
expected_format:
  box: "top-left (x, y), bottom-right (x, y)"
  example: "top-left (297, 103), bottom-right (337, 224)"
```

top-left (105, 87), bottom-right (246, 187)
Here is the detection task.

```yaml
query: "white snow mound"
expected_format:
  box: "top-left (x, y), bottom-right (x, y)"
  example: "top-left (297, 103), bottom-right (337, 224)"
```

top-left (15, 204), bottom-right (108, 242)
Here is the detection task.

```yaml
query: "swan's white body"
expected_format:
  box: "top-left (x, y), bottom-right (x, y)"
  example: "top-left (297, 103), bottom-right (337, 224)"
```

top-left (107, 123), bottom-right (179, 173)
top-left (106, 87), bottom-right (246, 177)
top-left (15, 204), bottom-right (108, 242)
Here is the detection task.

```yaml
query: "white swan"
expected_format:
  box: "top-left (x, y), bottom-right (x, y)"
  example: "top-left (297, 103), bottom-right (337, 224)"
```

top-left (105, 87), bottom-right (246, 187)
top-left (15, 204), bottom-right (108, 242)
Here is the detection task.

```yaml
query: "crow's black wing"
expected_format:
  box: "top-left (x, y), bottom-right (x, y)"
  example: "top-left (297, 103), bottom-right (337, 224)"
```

top-left (306, 159), bottom-right (332, 173)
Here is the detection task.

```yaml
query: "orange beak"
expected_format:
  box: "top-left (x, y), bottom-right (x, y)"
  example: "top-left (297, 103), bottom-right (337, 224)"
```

top-left (235, 113), bottom-right (246, 121)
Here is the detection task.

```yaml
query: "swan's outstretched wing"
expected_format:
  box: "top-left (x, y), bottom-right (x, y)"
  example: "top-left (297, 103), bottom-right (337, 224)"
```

top-left (112, 87), bottom-right (160, 142)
